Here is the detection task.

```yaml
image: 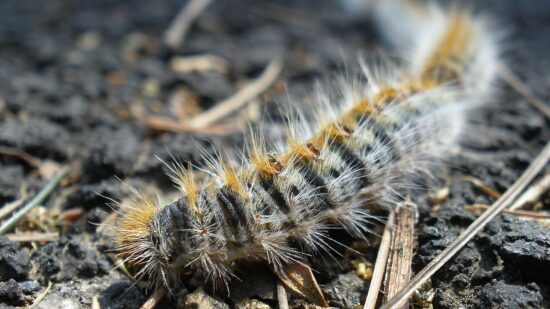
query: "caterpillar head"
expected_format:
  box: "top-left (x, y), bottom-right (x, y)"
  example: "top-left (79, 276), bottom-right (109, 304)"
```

top-left (115, 195), bottom-right (188, 289)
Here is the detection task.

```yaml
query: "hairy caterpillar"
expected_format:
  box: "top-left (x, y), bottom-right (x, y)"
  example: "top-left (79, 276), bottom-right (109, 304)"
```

top-left (113, 0), bottom-right (499, 301)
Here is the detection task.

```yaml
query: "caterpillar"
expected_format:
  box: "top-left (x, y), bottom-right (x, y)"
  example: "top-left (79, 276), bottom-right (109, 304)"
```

top-left (113, 0), bottom-right (499, 303)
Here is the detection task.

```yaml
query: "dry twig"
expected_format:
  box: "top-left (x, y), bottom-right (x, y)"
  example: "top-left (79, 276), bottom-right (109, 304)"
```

top-left (509, 173), bottom-right (550, 210)
top-left (107, 253), bottom-right (136, 281)
top-left (383, 202), bottom-right (417, 308)
top-left (498, 64), bottom-right (550, 119)
top-left (277, 280), bottom-right (290, 309)
top-left (62, 207), bottom-right (85, 226)
top-left (187, 57), bottom-right (283, 129)
top-left (0, 147), bottom-right (61, 179)
top-left (0, 147), bottom-right (42, 168)
top-left (364, 211), bottom-right (395, 309)
top-left (143, 58), bottom-right (282, 134)
top-left (140, 288), bottom-right (166, 309)
top-left (163, 0), bottom-right (213, 49)
top-left (143, 115), bottom-right (242, 135)
top-left (463, 176), bottom-right (501, 199)
top-left (0, 166), bottom-right (70, 235)
top-left (170, 54), bottom-right (229, 74)
top-left (381, 141), bottom-right (550, 309)
top-left (92, 296), bottom-right (101, 309)
top-left (428, 187), bottom-right (450, 205)
top-left (29, 281), bottom-right (53, 309)
top-left (5, 231), bottom-right (59, 242)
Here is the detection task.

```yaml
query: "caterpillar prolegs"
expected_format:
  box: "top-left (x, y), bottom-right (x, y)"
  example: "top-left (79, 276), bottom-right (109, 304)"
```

top-left (114, 0), bottom-right (499, 303)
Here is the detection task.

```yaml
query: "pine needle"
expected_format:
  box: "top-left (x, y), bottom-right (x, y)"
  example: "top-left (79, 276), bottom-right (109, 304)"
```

top-left (0, 166), bottom-right (70, 235)
top-left (381, 141), bottom-right (550, 308)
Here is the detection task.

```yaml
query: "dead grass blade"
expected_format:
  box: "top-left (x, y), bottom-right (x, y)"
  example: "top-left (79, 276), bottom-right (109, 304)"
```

top-left (187, 57), bottom-right (283, 129)
top-left (383, 202), bottom-right (417, 309)
top-left (364, 211), bottom-right (395, 309)
top-left (0, 166), bottom-right (70, 235)
top-left (381, 141), bottom-right (550, 309)
top-left (163, 0), bottom-right (213, 49)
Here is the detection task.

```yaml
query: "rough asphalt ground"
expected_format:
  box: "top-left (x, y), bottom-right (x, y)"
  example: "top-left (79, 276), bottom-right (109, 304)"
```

top-left (0, 0), bottom-right (548, 308)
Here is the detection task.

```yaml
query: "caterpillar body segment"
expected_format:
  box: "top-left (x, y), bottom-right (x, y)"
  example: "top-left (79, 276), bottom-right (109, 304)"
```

top-left (366, 0), bottom-right (498, 97)
top-left (114, 1), bottom-right (499, 294)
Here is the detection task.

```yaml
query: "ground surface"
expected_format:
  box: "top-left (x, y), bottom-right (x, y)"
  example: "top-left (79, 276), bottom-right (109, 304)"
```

top-left (0, 0), bottom-right (548, 308)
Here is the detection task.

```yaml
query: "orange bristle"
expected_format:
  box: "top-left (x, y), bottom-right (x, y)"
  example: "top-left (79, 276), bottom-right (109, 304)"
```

top-left (182, 171), bottom-right (201, 216)
top-left (222, 164), bottom-right (247, 197)
top-left (283, 138), bottom-right (320, 163)
top-left (312, 122), bottom-right (352, 148)
top-left (421, 10), bottom-right (474, 84)
top-left (116, 195), bottom-right (158, 245)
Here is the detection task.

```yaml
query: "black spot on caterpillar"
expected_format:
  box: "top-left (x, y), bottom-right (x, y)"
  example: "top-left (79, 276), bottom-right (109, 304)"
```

top-left (113, 0), bottom-right (499, 300)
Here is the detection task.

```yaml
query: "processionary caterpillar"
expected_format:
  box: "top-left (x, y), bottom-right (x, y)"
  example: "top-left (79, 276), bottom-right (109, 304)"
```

top-left (113, 0), bottom-right (499, 305)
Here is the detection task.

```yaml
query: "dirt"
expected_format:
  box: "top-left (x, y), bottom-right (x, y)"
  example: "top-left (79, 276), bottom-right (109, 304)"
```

top-left (0, 0), bottom-right (548, 308)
